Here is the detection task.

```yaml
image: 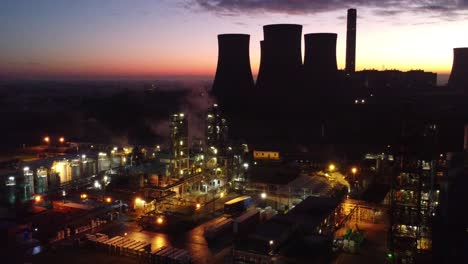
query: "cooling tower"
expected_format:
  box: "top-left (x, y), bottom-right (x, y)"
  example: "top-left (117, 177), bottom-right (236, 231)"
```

top-left (256, 24), bottom-right (303, 91)
top-left (304, 33), bottom-right (338, 77)
top-left (256, 40), bottom-right (271, 90)
top-left (346, 9), bottom-right (356, 74)
top-left (448, 47), bottom-right (468, 92)
top-left (212, 34), bottom-right (254, 100)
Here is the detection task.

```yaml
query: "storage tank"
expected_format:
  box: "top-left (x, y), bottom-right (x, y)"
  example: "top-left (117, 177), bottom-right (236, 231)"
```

top-left (98, 156), bottom-right (111, 172)
top-left (54, 160), bottom-right (71, 184)
top-left (36, 167), bottom-right (48, 194)
top-left (70, 160), bottom-right (81, 180)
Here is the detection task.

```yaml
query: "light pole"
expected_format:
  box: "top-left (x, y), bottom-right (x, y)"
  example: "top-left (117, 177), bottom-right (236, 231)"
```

top-left (62, 190), bottom-right (66, 204)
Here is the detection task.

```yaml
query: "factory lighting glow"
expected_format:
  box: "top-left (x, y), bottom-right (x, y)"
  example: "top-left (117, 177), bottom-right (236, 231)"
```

top-left (34, 195), bottom-right (42, 203)
top-left (157, 216), bottom-right (164, 224)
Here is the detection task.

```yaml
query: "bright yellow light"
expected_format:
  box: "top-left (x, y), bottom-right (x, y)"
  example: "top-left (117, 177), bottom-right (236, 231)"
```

top-left (261, 192), bottom-right (267, 199)
top-left (105, 197), bottom-right (112, 203)
top-left (196, 203), bottom-right (201, 210)
top-left (220, 192), bottom-right (225, 198)
top-left (135, 197), bottom-right (142, 204)
top-left (328, 164), bottom-right (336, 172)
top-left (43, 136), bottom-right (50, 143)
top-left (59, 137), bottom-right (65, 143)
top-left (81, 193), bottom-right (88, 199)
top-left (351, 167), bottom-right (358, 174)
top-left (156, 217), bottom-right (164, 224)
top-left (34, 195), bottom-right (42, 203)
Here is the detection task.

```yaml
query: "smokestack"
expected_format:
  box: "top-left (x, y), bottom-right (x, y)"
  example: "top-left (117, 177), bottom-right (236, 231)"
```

top-left (448, 48), bottom-right (468, 93)
top-left (304, 33), bottom-right (338, 77)
top-left (345, 9), bottom-right (357, 74)
top-left (256, 24), bottom-right (303, 91)
top-left (212, 34), bottom-right (254, 101)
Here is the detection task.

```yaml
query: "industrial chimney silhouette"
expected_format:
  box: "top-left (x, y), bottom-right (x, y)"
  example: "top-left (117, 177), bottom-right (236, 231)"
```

top-left (256, 24), bottom-right (303, 92)
top-left (448, 47), bottom-right (468, 93)
top-left (212, 34), bottom-right (254, 102)
top-left (346, 9), bottom-right (356, 74)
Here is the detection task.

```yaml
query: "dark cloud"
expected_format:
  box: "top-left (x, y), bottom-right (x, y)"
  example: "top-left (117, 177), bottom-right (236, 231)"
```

top-left (190, 0), bottom-right (468, 19)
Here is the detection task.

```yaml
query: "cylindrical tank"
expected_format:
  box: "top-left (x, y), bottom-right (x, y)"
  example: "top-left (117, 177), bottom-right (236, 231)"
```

top-left (36, 167), bottom-right (48, 194)
top-left (98, 157), bottom-right (110, 172)
top-left (212, 34), bottom-right (254, 100)
top-left (448, 48), bottom-right (468, 92)
top-left (149, 174), bottom-right (160, 186)
top-left (54, 160), bottom-right (70, 184)
top-left (111, 156), bottom-right (121, 168)
top-left (70, 160), bottom-right (81, 180)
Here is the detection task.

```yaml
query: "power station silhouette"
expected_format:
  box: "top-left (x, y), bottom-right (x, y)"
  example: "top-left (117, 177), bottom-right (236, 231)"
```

top-left (256, 24), bottom-right (303, 94)
top-left (210, 8), bottom-right (467, 148)
top-left (448, 47), bottom-right (468, 93)
top-left (212, 34), bottom-right (254, 108)
top-left (210, 9), bottom-right (355, 144)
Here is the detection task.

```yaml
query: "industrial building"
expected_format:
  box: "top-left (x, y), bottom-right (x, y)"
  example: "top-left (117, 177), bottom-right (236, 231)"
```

top-left (389, 123), bottom-right (441, 263)
top-left (0, 151), bottom-right (127, 205)
top-left (170, 113), bottom-right (189, 179)
top-left (233, 196), bottom-right (342, 263)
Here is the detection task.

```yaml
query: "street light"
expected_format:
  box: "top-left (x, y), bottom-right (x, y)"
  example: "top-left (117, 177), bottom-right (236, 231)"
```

top-left (196, 203), bottom-right (201, 210)
top-left (59, 137), bottom-right (65, 143)
top-left (328, 164), bottom-right (336, 172)
top-left (105, 197), bottom-right (112, 203)
top-left (260, 192), bottom-right (267, 199)
top-left (351, 167), bottom-right (358, 175)
top-left (62, 190), bottom-right (66, 204)
top-left (34, 195), bottom-right (42, 203)
top-left (43, 136), bottom-right (50, 144)
top-left (80, 193), bottom-right (87, 200)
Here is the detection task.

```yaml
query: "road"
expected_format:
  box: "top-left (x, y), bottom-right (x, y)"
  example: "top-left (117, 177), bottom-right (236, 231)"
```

top-left (332, 223), bottom-right (388, 264)
top-left (104, 214), bottom-right (234, 263)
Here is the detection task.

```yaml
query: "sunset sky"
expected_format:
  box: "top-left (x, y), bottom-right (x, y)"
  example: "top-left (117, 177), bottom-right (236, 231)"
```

top-left (1, 0), bottom-right (468, 83)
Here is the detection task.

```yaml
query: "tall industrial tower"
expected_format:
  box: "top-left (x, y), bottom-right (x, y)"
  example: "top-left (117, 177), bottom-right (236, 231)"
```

top-left (170, 113), bottom-right (189, 178)
top-left (389, 122), bottom-right (441, 263)
top-left (206, 104), bottom-right (228, 158)
top-left (345, 9), bottom-right (357, 74)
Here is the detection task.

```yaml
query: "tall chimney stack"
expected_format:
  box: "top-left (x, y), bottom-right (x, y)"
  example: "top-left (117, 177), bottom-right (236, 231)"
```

top-left (345, 9), bottom-right (357, 74)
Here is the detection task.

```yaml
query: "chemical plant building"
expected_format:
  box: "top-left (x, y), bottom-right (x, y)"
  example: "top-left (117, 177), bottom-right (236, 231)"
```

top-left (233, 196), bottom-right (342, 263)
top-left (0, 150), bottom-right (128, 204)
